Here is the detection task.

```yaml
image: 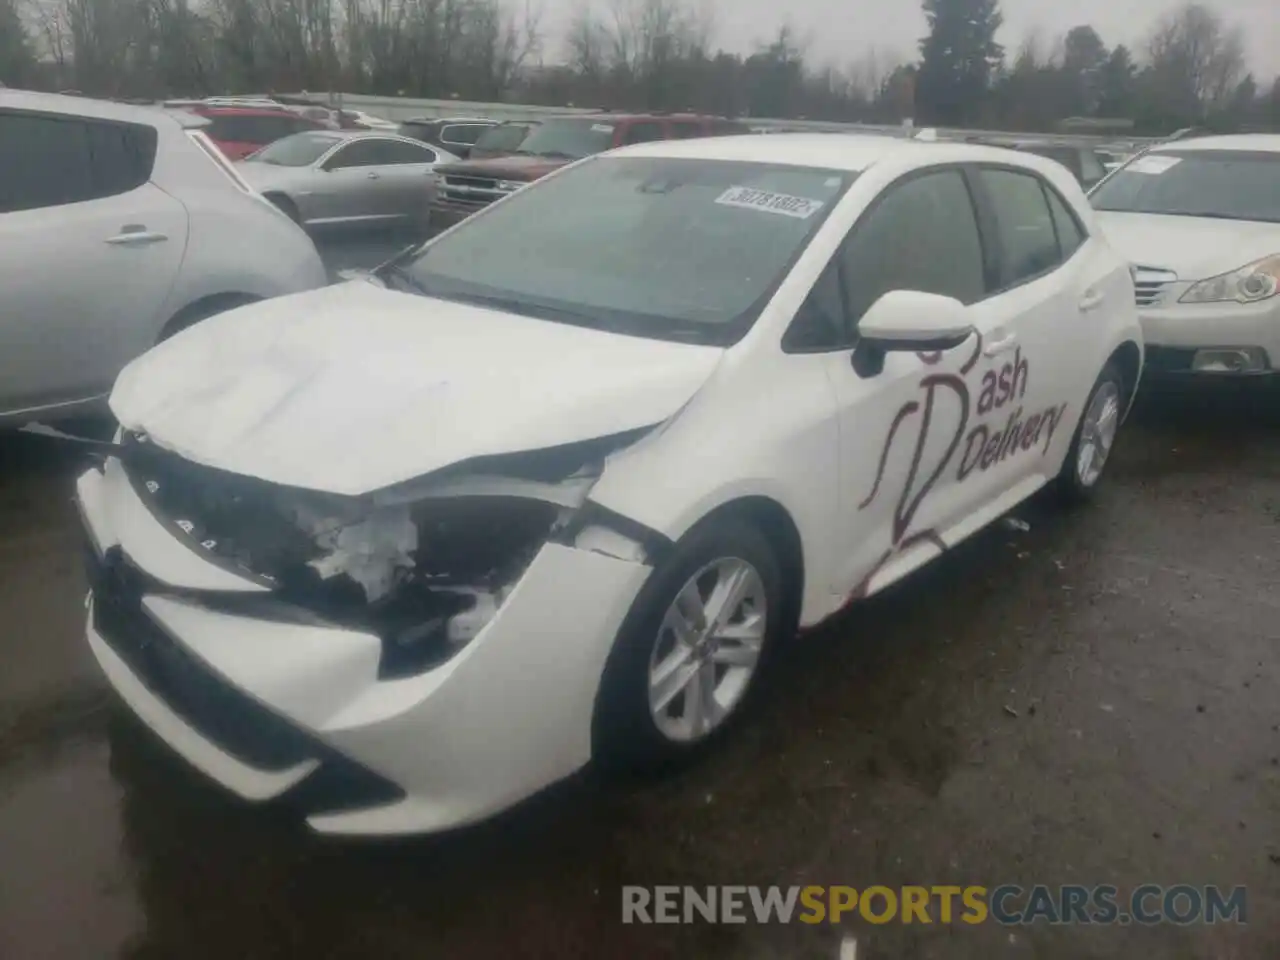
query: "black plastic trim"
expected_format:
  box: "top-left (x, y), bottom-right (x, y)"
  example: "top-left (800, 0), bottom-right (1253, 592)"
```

top-left (554, 500), bottom-right (673, 565)
top-left (88, 544), bottom-right (404, 817)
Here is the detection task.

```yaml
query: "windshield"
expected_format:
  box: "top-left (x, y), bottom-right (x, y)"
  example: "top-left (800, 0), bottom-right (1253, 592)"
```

top-left (383, 156), bottom-right (853, 345)
top-left (514, 118), bottom-right (618, 159)
top-left (248, 131), bottom-right (342, 166)
top-left (475, 123), bottom-right (533, 154)
top-left (1091, 150), bottom-right (1280, 222)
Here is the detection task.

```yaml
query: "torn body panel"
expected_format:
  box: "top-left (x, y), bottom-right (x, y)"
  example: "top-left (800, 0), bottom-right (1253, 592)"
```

top-left (91, 425), bottom-right (663, 682)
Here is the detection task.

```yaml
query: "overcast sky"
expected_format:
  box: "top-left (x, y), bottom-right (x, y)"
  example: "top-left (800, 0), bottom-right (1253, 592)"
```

top-left (542, 0), bottom-right (1280, 81)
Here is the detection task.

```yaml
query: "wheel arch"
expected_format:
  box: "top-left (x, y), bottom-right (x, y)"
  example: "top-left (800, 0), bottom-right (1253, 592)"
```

top-left (158, 292), bottom-right (261, 342)
top-left (685, 495), bottom-right (806, 640)
top-left (1107, 339), bottom-right (1143, 415)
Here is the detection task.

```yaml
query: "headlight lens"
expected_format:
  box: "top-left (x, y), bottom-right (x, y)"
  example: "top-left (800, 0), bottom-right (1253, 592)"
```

top-left (1179, 254), bottom-right (1280, 305)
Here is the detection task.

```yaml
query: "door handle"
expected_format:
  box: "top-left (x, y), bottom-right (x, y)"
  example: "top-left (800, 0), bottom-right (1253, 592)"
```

top-left (1078, 289), bottom-right (1106, 312)
top-left (367, 171), bottom-right (381, 179)
top-left (105, 227), bottom-right (168, 246)
top-left (983, 331), bottom-right (1018, 357)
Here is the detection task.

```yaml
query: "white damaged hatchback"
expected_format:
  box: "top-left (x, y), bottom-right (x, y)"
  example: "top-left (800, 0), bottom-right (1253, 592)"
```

top-left (78, 134), bottom-right (1144, 835)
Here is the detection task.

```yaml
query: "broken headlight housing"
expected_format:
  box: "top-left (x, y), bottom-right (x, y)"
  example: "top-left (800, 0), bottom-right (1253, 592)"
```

top-left (274, 432), bottom-right (648, 678)
top-left (123, 428), bottom-right (650, 678)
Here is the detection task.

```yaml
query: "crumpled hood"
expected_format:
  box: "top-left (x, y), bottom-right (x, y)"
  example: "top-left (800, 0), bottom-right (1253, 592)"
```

top-left (435, 154), bottom-right (566, 182)
top-left (110, 281), bottom-right (725, 496)
top-left (1095, 211), bottom-right (1280, 280)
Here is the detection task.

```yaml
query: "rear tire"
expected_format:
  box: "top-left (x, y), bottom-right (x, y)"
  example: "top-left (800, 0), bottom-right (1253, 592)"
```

top-left (1056, 361), bottom-right (1126, 504)
top-left (592, 516), bottom-right (784, 777)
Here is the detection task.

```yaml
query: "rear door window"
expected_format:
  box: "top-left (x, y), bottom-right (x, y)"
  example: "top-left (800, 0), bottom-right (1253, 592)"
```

top-left (1045, 187), bottom-right (1086, 259)
top-left (325, 140), bottom-right (386, 169)
top-left (840, 169), bottom-right (988, 326)
top-left (0, 111), bottom-right (156, 212)
top-left (977, 167), bottom-right (1063, 285)
top-left (379, 139), bottom-right (439, 164)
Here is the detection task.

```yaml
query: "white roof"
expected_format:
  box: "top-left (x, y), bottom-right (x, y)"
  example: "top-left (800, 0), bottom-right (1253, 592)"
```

top-left (1152, 134), bottom-right (1280, 154)
top-left (613, 132), bottom-right (1060, 174)
top-left (0, 88), bottom-right (205, 128)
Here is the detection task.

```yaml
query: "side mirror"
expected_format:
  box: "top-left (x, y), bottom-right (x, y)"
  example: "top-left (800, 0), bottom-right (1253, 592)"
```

top-left (852, 290), bottom-right (974, 378)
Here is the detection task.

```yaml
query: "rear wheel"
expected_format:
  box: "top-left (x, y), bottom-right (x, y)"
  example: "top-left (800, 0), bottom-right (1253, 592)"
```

top-left (1056, 361), bottom-right (1125, 503)
top-left (593, 516), bottom-right (783, 775)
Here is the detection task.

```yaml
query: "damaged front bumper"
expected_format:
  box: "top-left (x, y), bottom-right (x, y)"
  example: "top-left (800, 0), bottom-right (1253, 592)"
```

top-left (77, 453), bottom-right (654, 835)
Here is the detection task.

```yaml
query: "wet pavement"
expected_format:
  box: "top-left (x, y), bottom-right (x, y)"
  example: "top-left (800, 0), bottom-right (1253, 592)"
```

top-left (2, 367), bottom-right (1279, 958)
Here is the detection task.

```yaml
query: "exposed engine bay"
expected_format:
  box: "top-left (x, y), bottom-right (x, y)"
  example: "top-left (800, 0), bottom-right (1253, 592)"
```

top-left (113, 430), bottom-right (617, 678)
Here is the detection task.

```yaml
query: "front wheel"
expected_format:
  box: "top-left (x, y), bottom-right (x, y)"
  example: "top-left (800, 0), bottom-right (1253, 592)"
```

top-left (1056, 361), bottom-right (1126, 503)
top-left (592, 516), bottom-right (784, 775)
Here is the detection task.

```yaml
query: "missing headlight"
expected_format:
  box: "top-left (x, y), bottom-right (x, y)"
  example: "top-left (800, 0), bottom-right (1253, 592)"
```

top-left (125, 428), bottom-right (655, 679)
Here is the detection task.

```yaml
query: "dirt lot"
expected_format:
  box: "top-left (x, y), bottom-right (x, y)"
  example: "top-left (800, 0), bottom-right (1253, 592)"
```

top-left (1, 352), bottom-right (1278, 958)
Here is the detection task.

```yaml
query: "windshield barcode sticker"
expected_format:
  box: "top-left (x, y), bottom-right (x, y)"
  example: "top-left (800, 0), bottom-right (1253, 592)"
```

top-left (715, 186), bottom-right (826, 219)
top-left (1126, 155), bottom-right (1182, 175)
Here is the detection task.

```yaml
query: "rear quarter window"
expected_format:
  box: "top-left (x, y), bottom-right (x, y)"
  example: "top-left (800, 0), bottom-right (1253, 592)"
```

top-left (0, 111), bottom-right (157, 212)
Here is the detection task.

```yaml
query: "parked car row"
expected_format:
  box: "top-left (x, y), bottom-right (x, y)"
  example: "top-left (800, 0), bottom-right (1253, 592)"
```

top-left (426, 112), bottom-right (751, 229)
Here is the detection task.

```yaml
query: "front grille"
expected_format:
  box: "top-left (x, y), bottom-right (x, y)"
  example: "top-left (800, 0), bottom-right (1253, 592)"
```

top-left (1134, 281), bottom-right (1171, 307)
top-left (88, 544), bottom-right (404, 814)
top-left (121, 432), bottom-right (333, 586)
top-left (1131, 265), bottom-right (1178, 307)
top-left (440, 174), bottom-right (507, 207)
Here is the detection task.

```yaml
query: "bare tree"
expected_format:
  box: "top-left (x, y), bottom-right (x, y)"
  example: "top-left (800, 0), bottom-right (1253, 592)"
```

top-left (1146, 2), bottom-right (1245, 115)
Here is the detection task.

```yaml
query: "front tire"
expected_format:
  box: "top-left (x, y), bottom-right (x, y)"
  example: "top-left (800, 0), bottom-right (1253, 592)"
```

top-left (592, 516), bottom-right (784, 776)
top-left (1056, 360), bottom-right (1126, 503)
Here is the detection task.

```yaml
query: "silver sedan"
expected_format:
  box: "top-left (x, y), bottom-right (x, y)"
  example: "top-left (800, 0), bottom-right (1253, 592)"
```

top-left (236, 131), bottom-right (458, 232)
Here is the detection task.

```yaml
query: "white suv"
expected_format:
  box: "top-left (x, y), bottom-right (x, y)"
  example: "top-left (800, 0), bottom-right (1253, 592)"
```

top-left (0, 90), bottom-right (329, 425)
top-left (1092, 134), bottom-right (1280, 376)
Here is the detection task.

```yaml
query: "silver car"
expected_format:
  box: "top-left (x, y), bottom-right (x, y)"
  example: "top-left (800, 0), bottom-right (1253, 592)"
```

top-left (0, 90), bottom-right (328, 426)
top-left (236, 131), bottom-right (457, 231)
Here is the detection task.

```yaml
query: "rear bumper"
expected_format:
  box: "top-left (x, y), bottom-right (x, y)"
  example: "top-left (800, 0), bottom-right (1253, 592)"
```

top-left (77, 459), bottom-right (652, 836)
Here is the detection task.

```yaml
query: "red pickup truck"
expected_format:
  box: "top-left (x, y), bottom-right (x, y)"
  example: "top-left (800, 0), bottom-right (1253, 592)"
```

top-left (428, 112), bottom-right (750, 230)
